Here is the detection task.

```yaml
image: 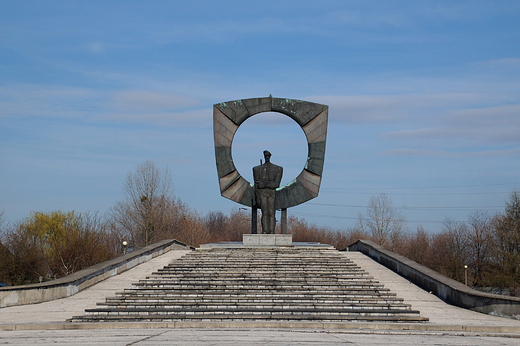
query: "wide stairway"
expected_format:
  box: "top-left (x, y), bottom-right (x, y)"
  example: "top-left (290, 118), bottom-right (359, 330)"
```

top-left (71, 245), bottom-right (427, 322)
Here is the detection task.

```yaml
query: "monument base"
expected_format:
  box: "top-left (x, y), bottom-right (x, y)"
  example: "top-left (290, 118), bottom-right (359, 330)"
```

top-left (243, 234), bottom-right (292, 246)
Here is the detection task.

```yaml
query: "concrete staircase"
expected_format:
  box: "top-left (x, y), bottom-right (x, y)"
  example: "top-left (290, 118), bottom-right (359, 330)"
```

top-left (71, 245), bottom-right (427, 322)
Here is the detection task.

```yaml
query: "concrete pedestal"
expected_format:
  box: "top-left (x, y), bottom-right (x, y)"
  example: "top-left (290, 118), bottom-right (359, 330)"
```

top-left (243, 234), bottom-right (292, 246)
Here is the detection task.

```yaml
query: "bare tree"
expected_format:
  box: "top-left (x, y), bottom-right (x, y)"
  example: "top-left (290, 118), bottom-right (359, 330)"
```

top-left (493, 189), bottom-right (520, 294)
top-left (109, 161), bottom-right (178, 248)
top-left (175, 210), bottom-right (211, 247)
top-left (357, 194), bottom-right (407, 249)
top-left (429, 218), bottom-right (470, 282)
top-left (466, 211), bottom-right (494, 286)
top-left (405, 225), bottom-right (431, 266)
top-left (203, 211), bottom-right (229, 240)
top-left (226, 209), bottom-right (250, 241)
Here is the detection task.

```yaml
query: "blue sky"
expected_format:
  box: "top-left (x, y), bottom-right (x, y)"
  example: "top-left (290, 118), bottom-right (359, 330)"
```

top-left (1, 1), bottom-right (520, 233)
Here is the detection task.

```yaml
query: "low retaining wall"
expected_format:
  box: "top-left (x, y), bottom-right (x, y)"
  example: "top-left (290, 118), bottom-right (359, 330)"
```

top-left (0, 239), bottom-right (191, 308)
top-left (348, 239), bottom-right (520, 318)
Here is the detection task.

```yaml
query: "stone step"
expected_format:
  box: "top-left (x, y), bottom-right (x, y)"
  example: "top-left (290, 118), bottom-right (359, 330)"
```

top-left (112, 294), bottom-right (399, 302)
top-left (180, 253), bottom-right (348, 256)
top-left (159, 262), bottom-right (362, 266)
top-left (104, 297), bottom-right (405, 306)
top-left (127, 286), bottom-right (389, 292)
top-left (181, 258), bottom-right (352, 261)
top-left (159, 257), bottom-right (359, 262)
top-left (189, 260), bottom-right (354, 262)
top-left (145, 271), bottom-right (377, 282)
top-left (157, 265), bottom-right (364, 271)
top-left (73, 314), bottom-right (428, 323)
top-left (84, 307), bottom-right (419, 316)
top-left (131, 280), bottom-right (385, 287)
top-left (165, 254), bottom-right (354, 259)
top-left (194, 250), bottom-right (340, 252)
top-left (96, 303), bottom-right (412, 312)
top-left (150, 267), bottom-right (370, 274)
top-left (164, 256), bottom-right (356, 260)
top-left (154, 270), bottom-right (366, 275)
top-left (184, 262), bottom-right (358, 264)
top-left (105, 295), bottom-right (405, 303)
top-left (116, 288), bottom-right (395, 296)
top-left (146, 276), bottom-right (372, 282)
top-left (110, 297), bottom-right (401, 304)
top-left (168, 253), bottom-right (351, 255)
top-left (131, 282), bottom-right (381, 288)
top-left (103, 295), bottom-right (405, 302)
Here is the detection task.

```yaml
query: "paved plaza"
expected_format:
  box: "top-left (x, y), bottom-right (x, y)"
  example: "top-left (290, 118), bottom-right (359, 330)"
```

top-left (1, 328), bottom-right (520, 345)
top-left (1, 248), bottom-right (519, 344)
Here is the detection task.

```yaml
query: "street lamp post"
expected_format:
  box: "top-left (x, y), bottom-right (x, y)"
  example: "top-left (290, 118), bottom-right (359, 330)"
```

top-left (123, 240), bottom-right (128, 255)
top-left (464, 265), bottom-right (468, 286)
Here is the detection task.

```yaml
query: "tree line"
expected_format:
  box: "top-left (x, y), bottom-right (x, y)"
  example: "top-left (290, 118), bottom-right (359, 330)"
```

top-left (1, 161), bottom-right (518, 296)
top-left (289, 192), bottom-right (520, 296)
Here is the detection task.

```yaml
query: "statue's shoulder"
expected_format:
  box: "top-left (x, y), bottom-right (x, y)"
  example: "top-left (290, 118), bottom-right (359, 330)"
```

top-left (252, 164), bottom-right (263, 173)
top-left (270, 162), bottom-right (283, 170)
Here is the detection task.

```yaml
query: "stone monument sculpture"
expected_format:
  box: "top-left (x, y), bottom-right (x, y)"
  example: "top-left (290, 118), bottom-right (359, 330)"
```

top-left (213, 96), bottom-right (328, 234)
top-left (253, 150), bottom-right (283, 234)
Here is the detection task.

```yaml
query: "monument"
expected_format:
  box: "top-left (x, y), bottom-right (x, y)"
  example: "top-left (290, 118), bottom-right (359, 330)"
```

top-left (253, 150), bottom-right (283, 234)
top-left (213, 96), bottom-right (328, 235)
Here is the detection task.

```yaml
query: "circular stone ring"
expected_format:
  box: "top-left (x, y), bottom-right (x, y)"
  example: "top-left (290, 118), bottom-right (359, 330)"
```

top-left (213, 96), bottom-right (328, 209)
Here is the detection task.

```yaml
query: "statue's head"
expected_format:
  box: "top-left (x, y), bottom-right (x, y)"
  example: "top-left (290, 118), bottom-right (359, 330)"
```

top-left (263, 150), bottom-right (271, 161)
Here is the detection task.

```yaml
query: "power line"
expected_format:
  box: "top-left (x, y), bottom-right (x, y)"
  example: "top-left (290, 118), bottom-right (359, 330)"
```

top-left (308, 202), bottom-right (503, 211)
top-left (322, 191), bottom-right (511, 196)
top-left (322, 182), bottom-right (518, 191)
top-left (291, 211), bottom-right (464, 225)
top-left (291, 212), bottom-right (359, 221)
top-left (290, 183), bottom-right (517, 228)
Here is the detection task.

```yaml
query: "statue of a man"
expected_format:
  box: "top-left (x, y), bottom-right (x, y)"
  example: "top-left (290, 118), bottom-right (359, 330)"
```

top-left (253, 150), bottom-right (283, 234)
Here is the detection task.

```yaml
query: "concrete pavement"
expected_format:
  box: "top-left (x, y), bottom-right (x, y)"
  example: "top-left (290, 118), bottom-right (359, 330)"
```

top-left (1, 328), bottom-right (520, 345)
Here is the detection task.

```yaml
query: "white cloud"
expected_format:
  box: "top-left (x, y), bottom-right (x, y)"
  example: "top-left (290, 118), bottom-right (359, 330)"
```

top-left (87, 42), bottom-right (102, 53)
top-left (482, 58), bottom-right (520, 67)
top-left (107, 108), bottom-right (212, 127)
top-left (383, 148), bottom-right (520, 158)
top-left (445, 104), bottom-right (520, 127)
top-left (110, 90), bottom-right (197, 111)
top-left (384, 103), bottom-right (520, 145)
top-left (151, 16), bottom-right (306, 44)
top-left (0, 84), bottom-right (210, 127)
top-left (310, 93), bottom-right (494, 124)
top-left (105, 90), bottom-right (209, 126)
top-left (330, 9), bottom-right (411, 29)
top-left (0, 84), bottom-right (103, 118)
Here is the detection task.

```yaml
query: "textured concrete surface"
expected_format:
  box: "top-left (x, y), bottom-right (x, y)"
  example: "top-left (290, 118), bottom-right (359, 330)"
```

top-left (1, 328), bottom-right (519, 345)
top-left (243, 234), bottom-right (292, 245)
